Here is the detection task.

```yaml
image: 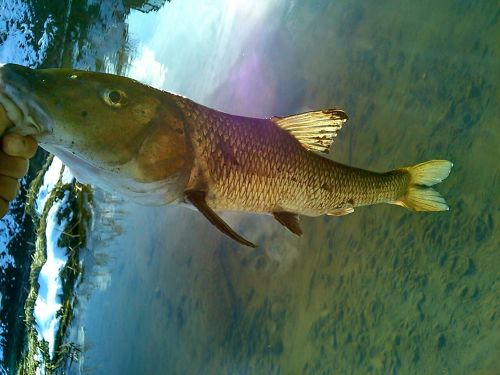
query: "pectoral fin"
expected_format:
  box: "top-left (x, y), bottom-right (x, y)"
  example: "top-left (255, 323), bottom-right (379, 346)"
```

top-left (272, 211), bottom-right (302, 236)
top-left (185, 190), bottom-right (256, 248)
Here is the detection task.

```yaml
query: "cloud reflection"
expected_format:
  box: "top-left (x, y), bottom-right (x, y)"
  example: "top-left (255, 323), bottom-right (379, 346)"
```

top-left (128, 45), bottom-right (167, 88)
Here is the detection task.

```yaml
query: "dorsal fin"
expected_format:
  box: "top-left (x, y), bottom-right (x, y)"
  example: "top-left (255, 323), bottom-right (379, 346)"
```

top-left (271, 109), bottom-right (348, 154)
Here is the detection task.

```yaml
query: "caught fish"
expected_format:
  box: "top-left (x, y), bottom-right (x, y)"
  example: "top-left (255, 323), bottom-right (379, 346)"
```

top-left (0, 63), bottom-right (452, 247)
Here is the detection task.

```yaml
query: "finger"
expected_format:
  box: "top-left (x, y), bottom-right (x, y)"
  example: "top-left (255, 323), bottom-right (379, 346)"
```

top-left (2, 134), bottom-right (38, 158)
top-left (0, 198), bottom-right (8, 219)
top-left (0, 151), bottom-right (29, 178)
top-left (0, 175), bottom-right (20, 201)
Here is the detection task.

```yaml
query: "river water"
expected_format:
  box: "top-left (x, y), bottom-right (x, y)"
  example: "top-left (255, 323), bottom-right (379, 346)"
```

top-left (1, 0), bottom-right (499, 374)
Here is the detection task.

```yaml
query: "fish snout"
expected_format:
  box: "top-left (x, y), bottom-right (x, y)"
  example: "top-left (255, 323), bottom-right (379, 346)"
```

top-left (0, 64), bottom-right (49, 137)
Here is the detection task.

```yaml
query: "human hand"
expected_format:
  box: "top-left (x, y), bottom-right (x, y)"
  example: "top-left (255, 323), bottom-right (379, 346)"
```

top-left (0, 105), bottom-right (38, 218)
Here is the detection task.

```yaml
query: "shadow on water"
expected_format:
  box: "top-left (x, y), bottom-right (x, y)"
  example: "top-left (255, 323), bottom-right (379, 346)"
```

top-left (0, 0), bottom-right (498, 374)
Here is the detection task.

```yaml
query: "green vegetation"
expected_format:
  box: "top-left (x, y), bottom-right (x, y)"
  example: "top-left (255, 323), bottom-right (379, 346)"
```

top-left (17, 159), bottom-right (92, 375)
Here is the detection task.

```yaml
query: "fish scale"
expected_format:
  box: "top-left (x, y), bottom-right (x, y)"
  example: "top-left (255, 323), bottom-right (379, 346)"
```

top-left (174, 96), bottom-right (409, 216)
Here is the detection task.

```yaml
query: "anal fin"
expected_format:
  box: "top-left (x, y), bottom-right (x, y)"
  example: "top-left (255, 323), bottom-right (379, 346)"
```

top-left (185, 190), bottom-right (256, 248)
top-left (327, 206), bottom-right (354, 216)
top-left (272, 211), bottom-right (302, 236)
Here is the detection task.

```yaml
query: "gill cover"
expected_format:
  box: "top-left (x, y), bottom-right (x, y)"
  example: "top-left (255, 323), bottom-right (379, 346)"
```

top-left (0, 64), bottom-right (191, 184)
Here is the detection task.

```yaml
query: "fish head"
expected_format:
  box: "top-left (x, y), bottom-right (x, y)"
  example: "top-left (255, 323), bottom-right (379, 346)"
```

top-left (0, 64), bottom-right (190, 191)
top-left (0, 63), bottom-right (169, 164)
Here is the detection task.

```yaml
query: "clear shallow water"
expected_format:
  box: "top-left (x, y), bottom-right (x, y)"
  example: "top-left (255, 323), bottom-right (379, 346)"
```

top-left (1, 0), bottom-right (499, 374)
top-left (70, 1), bottom-right (499, 374)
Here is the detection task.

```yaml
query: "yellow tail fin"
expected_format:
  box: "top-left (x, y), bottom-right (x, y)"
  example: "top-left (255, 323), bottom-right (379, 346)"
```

top-left (395, 160), bottom-right (453, 211)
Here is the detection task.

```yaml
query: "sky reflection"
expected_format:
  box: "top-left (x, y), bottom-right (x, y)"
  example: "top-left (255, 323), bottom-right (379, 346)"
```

top-left (126, 0), bottom-right (278, 102)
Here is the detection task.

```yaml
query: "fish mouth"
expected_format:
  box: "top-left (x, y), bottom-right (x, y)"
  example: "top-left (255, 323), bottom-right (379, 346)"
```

top-left (0, 64), bottom-right (50, 138)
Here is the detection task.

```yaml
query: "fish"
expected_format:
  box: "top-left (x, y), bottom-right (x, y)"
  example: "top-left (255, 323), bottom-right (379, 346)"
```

top-left (0, 63), bottom-right (452, 247)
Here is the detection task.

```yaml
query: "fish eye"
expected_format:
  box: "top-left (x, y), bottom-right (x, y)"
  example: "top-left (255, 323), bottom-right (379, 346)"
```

top-left (103, 89), bottom-right (127, 107)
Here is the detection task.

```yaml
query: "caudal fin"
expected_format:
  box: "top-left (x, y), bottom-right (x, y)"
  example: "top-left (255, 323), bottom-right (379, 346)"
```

top-left (394, 160), bottom-right (453, 211)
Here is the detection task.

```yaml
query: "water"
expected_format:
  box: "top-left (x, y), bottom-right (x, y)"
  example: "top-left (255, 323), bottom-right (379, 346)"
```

top-left (1, 0), bottom-right (499, 374)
